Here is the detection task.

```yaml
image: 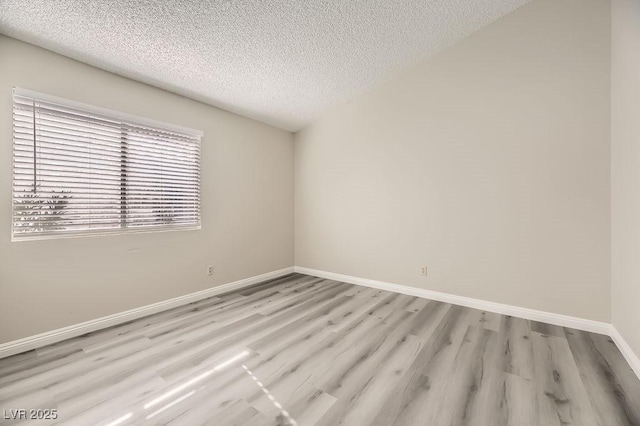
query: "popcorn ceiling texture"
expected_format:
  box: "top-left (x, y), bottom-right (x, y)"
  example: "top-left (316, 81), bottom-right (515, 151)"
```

top-left (0, 0), bottom-right (529, 131)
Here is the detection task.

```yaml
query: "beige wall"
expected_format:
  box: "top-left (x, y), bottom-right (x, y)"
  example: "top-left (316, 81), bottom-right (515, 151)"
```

top-left (0, 36), bottom-right (294, 344)
top-left (0, 0), bottom-right (619, 345)
top-left (611, 0), bottom-right (640, 358)
top-left (295, 0), bottom-right (611, 321)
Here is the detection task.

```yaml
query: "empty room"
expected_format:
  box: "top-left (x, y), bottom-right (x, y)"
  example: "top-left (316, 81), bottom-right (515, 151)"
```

top-left (0, 0), bottom-right (639, 424)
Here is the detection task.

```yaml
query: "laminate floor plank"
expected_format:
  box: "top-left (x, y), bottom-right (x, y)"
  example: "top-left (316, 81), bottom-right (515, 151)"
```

top-left (256, 282), bottom-right (347, 317)
top-left (157, 295), bottom-right (356, 381)
top-left (531, 320), bottom-right (566, 338)
top-left (1, 274), bottom-right (639, 426)
top-left (429, 325), bottom-right (503, 426)
top-left (367, 305), bottom-right (471, 426)
top-left (478, 310), bottom-right (502, 332)
top-left (283, 386), bottom-right (336, 426)
top-left (503, 372), bottom-right (540, 426)
top-left (313, 310), bottom-right (417, 395)
top-left (0, 349), bottom-right (86, 387)
top-left (236, 273), bottom-right (304, 297)
top-left (247, 291), bottom-right (380, 355)
top-left (276, 276), bottom-right (326, 295)
top-left (33, 293), bottom-right (238, 357)
top-left (201, 399), bottom-right (259, 426)
top-left (587, 332), bottom-right (640, 404)
top-left (498, 315), bottom-right (535, 380)
top-left (314, 330), bottom-right (423, 426)
top-left (247, 313), bottom-right (401, 407)
top-left (404, 296), bottom-right (430, 313)
top-left (531, 332), bottom-right (598, 426)
top-left (565, 329), bottom-right (640, 425)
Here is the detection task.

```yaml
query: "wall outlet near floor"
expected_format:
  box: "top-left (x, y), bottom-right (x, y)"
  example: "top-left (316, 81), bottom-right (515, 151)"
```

top-left (208, 265), bottom-right (215, 276)
top-left (421, 266), bottom-right (428, 276)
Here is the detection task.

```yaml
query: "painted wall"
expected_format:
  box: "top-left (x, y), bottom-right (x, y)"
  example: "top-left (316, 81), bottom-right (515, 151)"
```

top-left (295, 0), bottom-right (611, 321)
top-left (611, 0), bottom-right (640, 360)
top-left (0, 36), bottom-right (294, 344)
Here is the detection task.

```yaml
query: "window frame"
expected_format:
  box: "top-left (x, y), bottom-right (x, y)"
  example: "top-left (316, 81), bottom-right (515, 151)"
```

top-left (11, 88), bottom-right (203, 242)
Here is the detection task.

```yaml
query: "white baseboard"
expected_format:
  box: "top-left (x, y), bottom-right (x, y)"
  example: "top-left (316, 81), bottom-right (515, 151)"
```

top-left (294, 266), bottom-right (612, 336)
top-left (0, 267), bottom-right (294, 360)
top-left (610, 326), bottom-right (640, 380)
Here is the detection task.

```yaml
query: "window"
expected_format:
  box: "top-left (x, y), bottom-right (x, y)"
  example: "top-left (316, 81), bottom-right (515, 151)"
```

top-left (12, 88), bottom-right (202, 240)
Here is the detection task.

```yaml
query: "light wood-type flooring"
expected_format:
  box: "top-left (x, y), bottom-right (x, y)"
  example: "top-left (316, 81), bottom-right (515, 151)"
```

top-left (1, 273), bottom-right (639, 425)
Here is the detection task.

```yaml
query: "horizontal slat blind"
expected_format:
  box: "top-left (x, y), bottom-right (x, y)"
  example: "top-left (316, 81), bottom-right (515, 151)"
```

top-left (12, 90), bottom-right (201, 240)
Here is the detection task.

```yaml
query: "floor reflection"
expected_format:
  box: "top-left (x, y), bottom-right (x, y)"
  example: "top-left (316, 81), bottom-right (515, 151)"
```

top-left (242, 364), bottom-right (298, 426)
top-left (100, 350), bottom-right (251, 425)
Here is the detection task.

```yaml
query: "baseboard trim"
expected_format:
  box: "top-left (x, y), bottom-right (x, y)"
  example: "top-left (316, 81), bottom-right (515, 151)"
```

top-left (0, 267), bottom-right (294, 360)
top-left (610, 326), bottom-right (640, 380)
top-left (294, 266), bottom-right (612, 336)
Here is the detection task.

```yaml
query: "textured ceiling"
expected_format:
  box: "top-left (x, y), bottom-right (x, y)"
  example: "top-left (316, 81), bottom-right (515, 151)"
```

top-left (0, 0), bottom-right (529, 131)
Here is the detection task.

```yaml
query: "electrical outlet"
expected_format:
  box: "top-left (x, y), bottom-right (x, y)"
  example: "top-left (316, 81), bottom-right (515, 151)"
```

top-left (421, 266), bottom-right (428, 276)
top-left (208, 265), bottom-right (214, 276)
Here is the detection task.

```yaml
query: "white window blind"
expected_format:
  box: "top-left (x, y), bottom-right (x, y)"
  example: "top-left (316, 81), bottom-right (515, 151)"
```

top-left (12, 88), bottom-right (202, 240)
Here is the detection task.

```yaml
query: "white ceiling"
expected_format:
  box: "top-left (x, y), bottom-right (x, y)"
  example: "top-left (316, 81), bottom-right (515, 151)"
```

top-left (0, 0), bottom-right (529, 131)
